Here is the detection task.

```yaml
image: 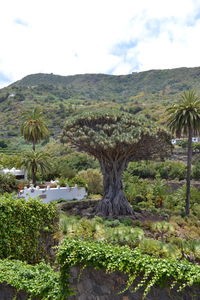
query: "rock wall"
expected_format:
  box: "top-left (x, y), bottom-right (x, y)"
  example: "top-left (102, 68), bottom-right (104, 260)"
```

top-left (68, 267), bottom-right (200, 300)
top-left (0, 284), bottom-right (38, 300)
top-left (1, 266), bottom-right (200, 300)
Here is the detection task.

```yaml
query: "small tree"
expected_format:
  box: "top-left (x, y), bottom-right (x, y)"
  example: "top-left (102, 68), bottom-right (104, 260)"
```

top-left (20, 151), bottom-right (51, 186)
top-left (21, 107), bottom-right (49, 151)
top-left (63, 111), bottom-right (171, 216)
top-left (167, 90), bottom-right (200, 216)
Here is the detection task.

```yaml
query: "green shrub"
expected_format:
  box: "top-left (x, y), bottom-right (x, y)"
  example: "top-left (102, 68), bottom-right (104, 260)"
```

top-left (68, 176), bottom-right (87, 187)
top-left (59, 215), bottom-right (106, 241)
top-left (0, 259), bottom-right (68, 300)
top-left (119, 217), bottom-right (133, 227)
top-left (151, 221), bottom-right (175, 242)
top-left (0, 194), bottom-right (58, 263)
top-left (192, 158), bottom-right (200, 180)
top-left (58, 177), bottom-right (68, 187)
top-left (125, 160), bottom-right (186, 180)
top-left (126, 161), bottom-right (156, 179)
top-left (77, 168), bottom-right (103, 194)
top-left (156, 161), bottom-right (186, 180)
top-left (107, 226), bottom-right (144, 247)
top-left (104, 219), bottom-right (121, 228)
top-left (64, 153), bottom-right (98, 171)
top-left (0, 173), bottom-right (18, 193)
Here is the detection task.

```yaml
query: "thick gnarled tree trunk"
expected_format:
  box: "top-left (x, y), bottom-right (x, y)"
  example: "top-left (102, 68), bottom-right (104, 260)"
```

top-left (97, 160), bottom-right (133, 216)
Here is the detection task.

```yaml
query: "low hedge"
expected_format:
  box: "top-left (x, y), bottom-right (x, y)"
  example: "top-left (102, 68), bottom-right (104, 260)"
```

top-left (0, 259), bottom-right (69, 299)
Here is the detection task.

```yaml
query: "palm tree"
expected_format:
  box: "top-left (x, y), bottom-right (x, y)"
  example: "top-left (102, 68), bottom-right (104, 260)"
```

top-left (20, 151), bottom-right (51, 186)
top-left (21, 107), bottom-right (49, 151)
top-left (167, 90), bottom-right (200, 215)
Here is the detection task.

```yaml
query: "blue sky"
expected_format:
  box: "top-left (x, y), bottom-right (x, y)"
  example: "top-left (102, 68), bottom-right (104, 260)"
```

top-left (1, 0), bottom-right (200, 87)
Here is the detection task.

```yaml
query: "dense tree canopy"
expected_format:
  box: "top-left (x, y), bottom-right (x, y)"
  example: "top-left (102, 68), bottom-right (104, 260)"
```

top-left (63, 111), bottom-right (172, 216)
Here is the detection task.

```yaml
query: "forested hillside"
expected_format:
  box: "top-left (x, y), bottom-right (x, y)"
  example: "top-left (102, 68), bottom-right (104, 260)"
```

top-left (1, 66), bottom-right (200, 149)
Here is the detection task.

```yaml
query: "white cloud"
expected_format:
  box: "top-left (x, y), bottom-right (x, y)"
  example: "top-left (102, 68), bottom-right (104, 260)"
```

top-left (1, 0), bottom-right (200, 87)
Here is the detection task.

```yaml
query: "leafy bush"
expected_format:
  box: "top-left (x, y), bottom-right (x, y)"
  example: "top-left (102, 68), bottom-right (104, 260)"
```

top-left (68, 176), bottom-right (87, 188)
top-left (0, 194), bottom-right (58, 263)
top-left (126, 161), bottom-right (157, 179)
top-left (77, 168), bottom-right (103, 194)
top-left (64, 153), bottom-right (98, 171)
top-left (156, 161), bottom-right (186, 180)
top-left (0, 173), bottom-right (18, 193)
top-left (192, 158), bottom-right (200, 180)
top-left (0, 259), bottom-right (68, 300)
top-left (107, 226), bottom-right (144, 247)
top-left (58, 177), bottom-right (68, 187)
top-left (59, 215), bottom-right (106, 240)
top-left (125, 160), bottom-right (186, 180)
top-left (150, 221), bottom-right (175, 242)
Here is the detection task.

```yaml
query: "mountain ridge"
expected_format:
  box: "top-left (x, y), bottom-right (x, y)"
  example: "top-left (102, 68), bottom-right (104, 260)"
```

top-left (1, 66), bottom-right (200, 148)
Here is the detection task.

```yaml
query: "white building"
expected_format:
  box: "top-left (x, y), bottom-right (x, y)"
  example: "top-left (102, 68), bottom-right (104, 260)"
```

top-left (0, 168), bottom-right (27, 180)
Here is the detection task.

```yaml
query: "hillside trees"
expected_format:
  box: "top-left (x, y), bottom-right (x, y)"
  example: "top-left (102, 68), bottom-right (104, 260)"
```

top-left (167, 90), bottom-right (200, 215)
top-left (63, 111), bottom-right (171, 216)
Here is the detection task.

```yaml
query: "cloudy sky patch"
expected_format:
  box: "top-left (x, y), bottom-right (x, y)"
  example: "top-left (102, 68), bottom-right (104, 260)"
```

top-left (1, 0), bottom-right (200, 87)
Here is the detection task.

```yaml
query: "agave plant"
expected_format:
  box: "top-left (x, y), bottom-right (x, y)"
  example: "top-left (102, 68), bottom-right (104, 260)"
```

top-left (151, 221), bottom-right (175, 242)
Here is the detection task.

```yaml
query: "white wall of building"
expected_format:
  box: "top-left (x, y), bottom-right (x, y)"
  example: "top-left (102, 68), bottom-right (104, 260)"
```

top-left (18, 185), bottom-right (87, 203)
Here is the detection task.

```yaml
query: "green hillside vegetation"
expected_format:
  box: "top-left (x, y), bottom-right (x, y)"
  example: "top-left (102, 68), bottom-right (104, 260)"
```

top-left (1, 66), bottom-right (200, 146)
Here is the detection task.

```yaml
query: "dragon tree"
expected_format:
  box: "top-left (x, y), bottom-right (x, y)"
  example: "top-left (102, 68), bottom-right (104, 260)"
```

top-left (63, 111), bottom-right (171, 216)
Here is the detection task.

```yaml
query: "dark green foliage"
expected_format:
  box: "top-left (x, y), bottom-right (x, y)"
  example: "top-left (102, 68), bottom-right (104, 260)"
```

top-left (126, 161), bottom-right (157, 179)
top-left (0, 140), bottom-right (7, 148)
top-left (126, 160), bottom-right (186, 180)
top-left (42, 153), bottom-right (98, 181)
top-left (14, 92), bottom-right (25, 102)
top-left (193, 142), bottom-right (200, 153)
top-left (68, 176), bottom-right (87, 188)
top-left (64, 153), bottom-right (98, 171)
top-left (177, 139), bottom-right (188, 148)
top-left (0, 259), bottom-right (68, 300)
top-left (0, 173), bottom-right (18, 193)
top-left (0, 195), bottom-right (58, 263)
top-left (192, 159), bottom-right (200, 180)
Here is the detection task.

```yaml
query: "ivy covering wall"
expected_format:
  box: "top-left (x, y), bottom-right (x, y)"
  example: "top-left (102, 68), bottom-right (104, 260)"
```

top-left (1, 239), bottom-right (200, 299)
top-left (57, 238), bottom-right (200, 298)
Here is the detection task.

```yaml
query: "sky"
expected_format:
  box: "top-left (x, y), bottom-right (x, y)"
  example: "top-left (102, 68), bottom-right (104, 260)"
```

top-left (1, 0), bottom-right (200, 87)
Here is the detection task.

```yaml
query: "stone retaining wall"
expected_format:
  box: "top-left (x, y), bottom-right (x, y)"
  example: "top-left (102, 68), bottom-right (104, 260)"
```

top-left (68, 267), bottom-right (200, 300)
top-left (1, 267), bottom-right (200, 300)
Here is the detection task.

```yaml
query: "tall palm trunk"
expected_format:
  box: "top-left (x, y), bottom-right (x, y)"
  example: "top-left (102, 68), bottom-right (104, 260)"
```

top-left (186, 127), bottom-right (193, 216)
top-left (32, 165), bottom-right (37, 186)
